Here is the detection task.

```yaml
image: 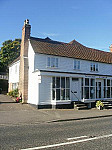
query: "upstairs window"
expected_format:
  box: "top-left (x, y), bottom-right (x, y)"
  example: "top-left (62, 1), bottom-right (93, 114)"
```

top-left (47, 57), bottom-right (58, 68)
top-left (74, 60), bottom-right (80, 70)
top-left (90, 63), bottom-right (98, 72)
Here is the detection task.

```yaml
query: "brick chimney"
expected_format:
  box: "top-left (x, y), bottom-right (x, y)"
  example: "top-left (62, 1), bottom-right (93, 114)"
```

top-left (109, 44), bottom-right (112, 52)
top-left (19, 19), bottom-right (31, 103)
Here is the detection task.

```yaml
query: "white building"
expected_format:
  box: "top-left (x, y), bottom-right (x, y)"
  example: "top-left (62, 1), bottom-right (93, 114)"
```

top-left (9, 20), bottom-right (112, 108)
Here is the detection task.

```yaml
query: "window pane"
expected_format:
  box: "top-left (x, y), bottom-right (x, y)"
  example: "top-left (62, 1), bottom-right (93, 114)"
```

top-left (111, 87), bottom-right (112, 98)
top-left (56, 77), bottom-right (60, 88)
top-left (51, 57), bottom-right (55, 67)
top-left (78, 61), bottom-right (80, 70)
top-left (107, 87), bottom-right (110, 98)
top-left (56, 89), bottom-right (60, 100)
top-left (66, 77), bottom-right (70, 88)
top-left (61, 77), bottom-right (65, 88)
top-left (81, 78), bottom-right (83, 86)
top-left (107, 79), bottom-right (110, 86)
top-left (93, 64), bottom-right (95, 71)
top-left (74, 60), bottom-right (76, 69)
top-left (52, 77), bottom-right (55, 88)
top-left (90, 63), bottom-right (93, 71)
top-left (96, 64), bottom-right (98, 71)
top-left (81, 87), bottom-right (83, 99)
top-left (104, 79), bottom-right (106, 86)
top-left (56, 58), bottom-right (58, 67)
top-left (47, 57), bottom-right (50, 67)
top-left (85, 78), bottom-right (89, 86)
top-left (52, 89), bottom-right (55, 100)
top-left (91, 79), bottom-right (95, 86)
top-left (90, 87), bottom-right (95, 99)
top-left (61, 89), bottom-right (65, 100)
top-left (66, 89), bottom-right (70, 100)
top-left (104, 87), bottom-right (106, 98)
top-left (85, 87), bottom-right (89, 99)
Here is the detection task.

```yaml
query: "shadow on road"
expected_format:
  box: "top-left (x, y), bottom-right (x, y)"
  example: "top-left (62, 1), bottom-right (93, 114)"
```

top-left (0, 101), bottom-right (16, 104)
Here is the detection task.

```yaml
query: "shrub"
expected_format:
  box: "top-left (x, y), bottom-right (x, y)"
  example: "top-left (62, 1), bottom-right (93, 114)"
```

top-left (7, 88), bottom-right (19, 98)
top-left (96, 100), bottom-right (104, 108)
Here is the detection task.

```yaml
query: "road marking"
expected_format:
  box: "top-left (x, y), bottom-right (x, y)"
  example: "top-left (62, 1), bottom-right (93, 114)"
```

top-left (67, 135), bottom-right (88, 140)
top-left (21, 134), bottom-right (112, 150)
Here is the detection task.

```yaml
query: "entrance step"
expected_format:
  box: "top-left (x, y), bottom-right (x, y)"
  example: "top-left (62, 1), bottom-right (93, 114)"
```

top-left (102, 101), bottom-right (112, 109)
top-left (73, 102), bottom-right (88, 110)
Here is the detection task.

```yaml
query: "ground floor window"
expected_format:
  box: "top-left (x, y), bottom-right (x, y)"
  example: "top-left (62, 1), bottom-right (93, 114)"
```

top-left (52, 77), bottom-right (70, 101)
top-left (81, 78), bottom-right (112, 100)
top-left (81, 78), bottom-right (95, 99)
top-left (104, 79), bottom-right (112, 98)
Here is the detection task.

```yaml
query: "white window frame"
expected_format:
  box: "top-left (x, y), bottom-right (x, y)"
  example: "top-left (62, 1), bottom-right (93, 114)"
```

top-left (73, 59), bottom-right (80, 70)
top-left (52, 77), bottom-right (70, 101)
top-left (90, 63), bottom-right (99, 72)
top-left (47, 57), bottom-right (58, 68)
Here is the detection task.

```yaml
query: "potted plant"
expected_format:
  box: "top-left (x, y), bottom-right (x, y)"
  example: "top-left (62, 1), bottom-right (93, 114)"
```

top-left (96, 101), bottom-right (104, 110)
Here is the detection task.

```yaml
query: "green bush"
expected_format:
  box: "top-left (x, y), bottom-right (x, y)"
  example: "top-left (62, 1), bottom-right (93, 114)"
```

top-left (7, 88), bottom-right (19, 98)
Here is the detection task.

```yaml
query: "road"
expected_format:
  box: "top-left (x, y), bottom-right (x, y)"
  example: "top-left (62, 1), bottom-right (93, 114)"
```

top-left (1, 116), bottom-right (112, 150)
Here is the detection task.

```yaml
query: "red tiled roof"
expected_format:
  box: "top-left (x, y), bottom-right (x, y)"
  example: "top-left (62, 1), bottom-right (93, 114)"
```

top-left (30, 37), bottom-right (112, 64)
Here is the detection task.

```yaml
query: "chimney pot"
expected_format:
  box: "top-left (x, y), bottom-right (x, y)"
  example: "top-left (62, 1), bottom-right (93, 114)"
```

top-left (24, 19), bottom-right (29, 25)
top-left (109, 44), bottom-right (112, 52)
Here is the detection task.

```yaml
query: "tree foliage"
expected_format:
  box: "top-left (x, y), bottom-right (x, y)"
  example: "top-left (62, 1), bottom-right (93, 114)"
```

top-left (0, 39), bottom-right (21, 72)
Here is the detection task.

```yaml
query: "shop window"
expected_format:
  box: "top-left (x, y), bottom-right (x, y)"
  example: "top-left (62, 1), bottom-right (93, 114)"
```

top-left (81, 78), bottom-right (95, 99)
top-left (104, 79), bottom-right (112, 98)
top-left (52, 77), bottom-right (70, 101)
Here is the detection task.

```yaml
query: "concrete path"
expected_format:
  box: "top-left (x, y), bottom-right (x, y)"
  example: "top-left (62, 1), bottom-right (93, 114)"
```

top-left (0, 94), bottom-right (112, 126)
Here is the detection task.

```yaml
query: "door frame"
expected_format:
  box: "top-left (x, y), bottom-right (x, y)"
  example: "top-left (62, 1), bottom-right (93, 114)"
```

top-left (96, 79), bottom-right (103, 99)
top-left (71, 78), bottom-right (80, 101)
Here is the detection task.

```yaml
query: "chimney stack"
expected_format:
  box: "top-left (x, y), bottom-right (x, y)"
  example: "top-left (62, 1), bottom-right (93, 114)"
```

top-left (19, 19), bottom-right (31, 103)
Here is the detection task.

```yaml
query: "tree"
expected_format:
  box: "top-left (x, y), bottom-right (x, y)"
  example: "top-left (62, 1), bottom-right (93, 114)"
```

top-left (0, 39), bottom-right (21, 72)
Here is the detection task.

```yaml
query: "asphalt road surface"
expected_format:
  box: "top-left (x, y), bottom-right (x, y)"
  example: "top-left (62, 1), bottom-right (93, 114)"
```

top-left (1, 116), bottom-right (112, 150)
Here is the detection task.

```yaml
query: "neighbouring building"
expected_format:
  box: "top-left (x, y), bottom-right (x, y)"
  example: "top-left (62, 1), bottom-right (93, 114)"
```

top-left (0, 72), bottom-right (8, 94)
top-left (9, 19), bottom-right (112, 108)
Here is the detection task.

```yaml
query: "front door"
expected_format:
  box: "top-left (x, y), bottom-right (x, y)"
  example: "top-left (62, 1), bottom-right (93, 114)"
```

top-left (71, 78), bottom-right (80, 101)
top-left (96, 81), bottom-right (101, 98)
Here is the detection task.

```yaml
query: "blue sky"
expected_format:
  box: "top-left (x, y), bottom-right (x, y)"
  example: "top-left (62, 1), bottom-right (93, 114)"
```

top-left (0, 0), bottom-right (112, 51)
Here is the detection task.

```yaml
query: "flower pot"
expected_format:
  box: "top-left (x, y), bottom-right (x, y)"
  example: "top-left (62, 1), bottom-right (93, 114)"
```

top-left (98, 105), bottom-right (103, 110)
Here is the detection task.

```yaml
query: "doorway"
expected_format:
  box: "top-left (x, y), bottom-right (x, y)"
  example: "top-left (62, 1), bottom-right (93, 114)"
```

top-left (71, 78), bottom-right (80, 101)
top-left (96, 81), bottom-right (101, 98)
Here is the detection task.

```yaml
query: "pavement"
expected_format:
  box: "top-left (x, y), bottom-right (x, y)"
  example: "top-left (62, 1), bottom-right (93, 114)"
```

top-left (0, 94), bottom-right (112, 126)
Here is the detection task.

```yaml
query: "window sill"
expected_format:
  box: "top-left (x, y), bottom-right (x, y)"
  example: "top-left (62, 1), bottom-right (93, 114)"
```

top-left (90, 71), bottom-right (99, 73)
top-left (46, 66), bottom-right (58, 69)
top-left (73, 69), bottom-right (81, 71)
